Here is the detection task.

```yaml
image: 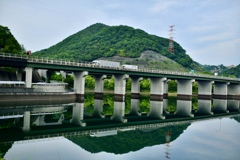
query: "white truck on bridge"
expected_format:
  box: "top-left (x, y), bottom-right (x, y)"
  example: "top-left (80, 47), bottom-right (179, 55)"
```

top-left (122, 64), bottom-right (138, 70)
top-left (92, 60), bottom-right (120, 67)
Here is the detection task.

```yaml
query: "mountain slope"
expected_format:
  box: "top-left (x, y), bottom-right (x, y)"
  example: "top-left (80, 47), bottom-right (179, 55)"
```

top-left (0, 25), bottom-right (22, 54)
top-left (222, 64), bottom-right (240, 78)
top-left (33, 23), bottom-right (202, 71)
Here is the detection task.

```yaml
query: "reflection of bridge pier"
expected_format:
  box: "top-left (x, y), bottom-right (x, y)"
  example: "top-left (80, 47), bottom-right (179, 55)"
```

top-left (32, 114), bottom-right (64, 126)
top-left (227, 100), bottom-right (239, 111)
top-left (175, 79), bottom-right (195, 117)
top-left (175, 100), bottom-right (194, 117)
top-left (212, 82), bottom-right (229, 113)
top-left (93, 99), bottom-right (105, 118)
top-left (111, 101), bottom-right (127, 123)
top-left (93, 75), bottom-right (106, 118)
top-left (163, 80), bottom-right (171, 114)
top-left (129, 76), bottom-right (142, 116)
top-left (71, 103), bottom-right (86, 127)
top-left (196, 99), bottom-right (213, 115)
top-left (147, 77), bottom-right (166, 119)
top-left (196, 80), bottom-right (214, 115)
top-left (148, 100), bottom-right (165, 119)
top-left (111, 74), bottom-right (128, 123)
top-left (129, 99), bottom-right (141, 116)
top-left (227, 83), bottom-right (240, 111)
top-left (213, 99), bottom-right (229, 113)
top-left (22, 111), bottom-right (31, 131)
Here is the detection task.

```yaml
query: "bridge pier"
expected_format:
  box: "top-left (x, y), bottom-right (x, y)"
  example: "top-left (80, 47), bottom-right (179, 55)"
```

top-left (163, 79), bottom-right (171, 114)
top-left (111, 101), bottom-right (127, 123)
top-left (73, 71), bottom-right (88, 102)
top-left (46, 70), bottom-right (55, 83)
top-left (213, 82), bottom-right (229, 99)
top-left (113, 74), bottom-right (129, 102)
top-left (176, 79), bottom-right (195, 100)
top-left (22, 111), bottom-right (31, 131)
top-left (16, 68), bottom-right (24, 81)
top-left (130, 76), bottom-right (143, 99)
top-left (148, 100), bottom-right (165, 119)
top-left (227, 83), bottom-right (240, 99)
top-left (25, 67), bottom-right (33, 88)
top-left (70, 102), bottom-right (86, 127)
top-left (60, 71), bottom-right (66, 79)
top-left (93, 75), bottom-right (106, 118)
top-left (197, 80), bottom-right (214, 99)
top-left (149, 77), bottom-right (167, 101)
top-left (94, 75), bottom-right (106, 99)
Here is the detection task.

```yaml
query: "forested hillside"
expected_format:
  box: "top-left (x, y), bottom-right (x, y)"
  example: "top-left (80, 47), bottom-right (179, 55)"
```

top-left (0, 25), bottom-right (23, 54)
top-left (222, 64), bottom-right (240, 78)
top-left (33, 23), bottom-right (201, 70)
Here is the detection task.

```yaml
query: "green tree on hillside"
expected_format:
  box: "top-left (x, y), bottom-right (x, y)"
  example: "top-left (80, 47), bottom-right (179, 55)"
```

top-left (33, 23), bottom-right (198, 69)
top-left (0, 25), bottom-right (23, 54)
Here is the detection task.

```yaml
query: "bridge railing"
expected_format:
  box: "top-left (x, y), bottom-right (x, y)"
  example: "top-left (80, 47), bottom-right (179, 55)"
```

top-left (0, 52), bottom-right (239, 82)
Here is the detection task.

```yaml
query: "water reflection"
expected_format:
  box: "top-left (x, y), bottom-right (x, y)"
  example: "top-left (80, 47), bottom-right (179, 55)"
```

top-left (212, 99), bottom-right (229, 113)
top-left (129, 98), bottom-right (141, 116)
top-left (175, 100), bottom-right (194, 117)
top-left (148, 100), bottom-right (165, 119)
top-left (71, 102), bottom-right (86, 127)
top-left (2, 114), bottom-right (240, 160)
top-left (111, 101), bottom-right (127, 123)
top-left (0, 94), bottom-right (240, 160)
top-left (196, 99), bottom-right (213, 115)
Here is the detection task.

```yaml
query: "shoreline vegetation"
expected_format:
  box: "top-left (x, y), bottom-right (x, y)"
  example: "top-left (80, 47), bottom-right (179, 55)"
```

top-left (85, 90), bottom-right (189, 97)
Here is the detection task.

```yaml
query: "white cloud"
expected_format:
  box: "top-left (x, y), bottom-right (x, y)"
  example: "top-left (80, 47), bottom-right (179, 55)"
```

top-left (190, 37), bottom-right (240, 65)
top-left (195, 32), bottom-right (235, 43)
top-left (148, 0), bottom-right (179, 14)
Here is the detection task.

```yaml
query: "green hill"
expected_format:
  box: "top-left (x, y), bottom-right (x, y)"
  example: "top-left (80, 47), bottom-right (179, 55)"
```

top-left (0, 25), bottom-right (23, 54)
top-left (222, 64), bottom-right (240, 78)
top-left (33, 23), bottom-right (203, 71)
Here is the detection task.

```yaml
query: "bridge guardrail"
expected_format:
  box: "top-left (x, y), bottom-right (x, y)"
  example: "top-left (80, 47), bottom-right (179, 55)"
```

top-left (0, 52), bottom-right (239, 82)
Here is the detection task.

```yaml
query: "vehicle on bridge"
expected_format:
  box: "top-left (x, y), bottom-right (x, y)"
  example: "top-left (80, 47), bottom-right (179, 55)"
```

top-left (92, 60), bottom-right (120, 67)
top-left (122, 64), bottom-right (138, 70)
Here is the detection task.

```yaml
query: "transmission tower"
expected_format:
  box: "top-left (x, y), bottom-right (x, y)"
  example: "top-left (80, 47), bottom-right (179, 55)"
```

top-left (168, 25), bottom-right (175, 54)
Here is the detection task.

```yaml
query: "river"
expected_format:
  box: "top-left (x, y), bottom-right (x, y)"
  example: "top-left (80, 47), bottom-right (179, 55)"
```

top-left (0, 93), bottom-right (239, 160)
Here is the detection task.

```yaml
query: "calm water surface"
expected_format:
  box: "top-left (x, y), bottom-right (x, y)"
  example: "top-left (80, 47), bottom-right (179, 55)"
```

top-left (1, 94), bottom-right (240, 160)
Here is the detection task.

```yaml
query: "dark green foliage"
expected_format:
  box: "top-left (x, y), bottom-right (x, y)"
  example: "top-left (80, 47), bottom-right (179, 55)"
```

top-left (168, 80), bottom-right (177, 92)
top-left (68, 123), bottom-right (189, 154)
top-left (50, 72), bottom-right (63, 82)
top-left (33, 23), bottom-right (196, 69)
top-left (222, 64), bottom-right (240, 78)
top-left (140, 78), bottom-right (150, 91)
top-left (64, 75), bottom-right (74, 87)
top-left (0, 25), bottom-right (23, 54)
top-left (85, 75), bottom-right (95, 90)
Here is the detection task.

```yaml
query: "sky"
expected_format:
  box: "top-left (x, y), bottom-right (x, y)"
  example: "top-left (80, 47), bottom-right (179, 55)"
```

top-left (0, 0), bottom-right (240, 66)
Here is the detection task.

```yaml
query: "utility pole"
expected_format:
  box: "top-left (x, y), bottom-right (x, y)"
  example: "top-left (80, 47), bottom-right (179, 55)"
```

top-left (168, 25), bottom-right (175, 54)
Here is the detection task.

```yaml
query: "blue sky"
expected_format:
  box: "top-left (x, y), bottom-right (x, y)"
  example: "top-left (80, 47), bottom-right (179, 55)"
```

top-left (0, 0), bottom-right (239, 66)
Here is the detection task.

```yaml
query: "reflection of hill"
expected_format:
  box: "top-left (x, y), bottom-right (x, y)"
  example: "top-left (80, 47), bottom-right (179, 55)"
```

top-left (232, 115), bottom-right (240, 123)
top-left (68, 124), bottom-right (189, 154)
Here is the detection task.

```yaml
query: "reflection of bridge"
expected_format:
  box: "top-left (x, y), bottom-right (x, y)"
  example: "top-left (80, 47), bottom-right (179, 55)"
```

top-left (0, 53), bottom-right (240, 124)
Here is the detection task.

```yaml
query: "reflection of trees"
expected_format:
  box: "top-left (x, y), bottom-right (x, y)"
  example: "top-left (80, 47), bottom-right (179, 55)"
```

top-left (68, 124), bottom-right (189, 154)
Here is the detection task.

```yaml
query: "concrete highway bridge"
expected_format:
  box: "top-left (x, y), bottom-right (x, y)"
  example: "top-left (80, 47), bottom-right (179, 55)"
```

top-left (0, 53), bottom-right (239, 128)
